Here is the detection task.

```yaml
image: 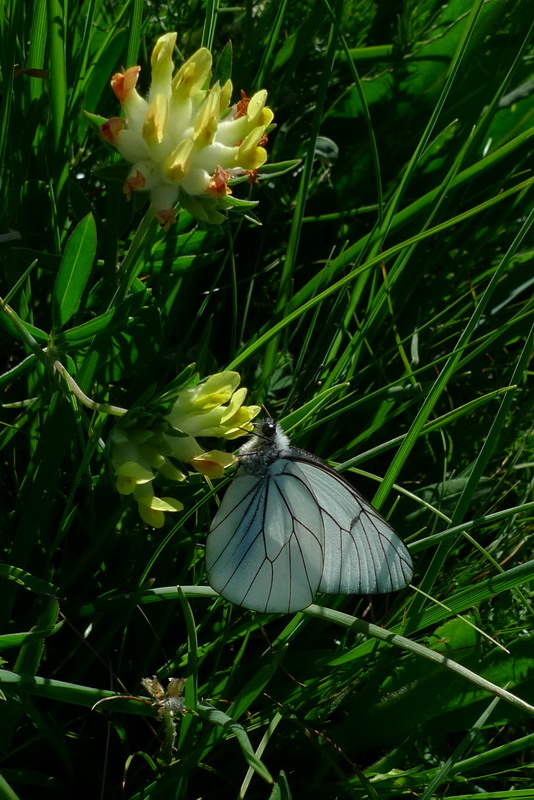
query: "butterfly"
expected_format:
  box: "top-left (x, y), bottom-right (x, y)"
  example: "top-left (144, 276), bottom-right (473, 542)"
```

top-left (206, 419), bottom-right (413, 613)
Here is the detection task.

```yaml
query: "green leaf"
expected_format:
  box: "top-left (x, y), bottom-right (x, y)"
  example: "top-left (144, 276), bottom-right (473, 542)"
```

top-left (229, 159), bottom-right (301, 183)
top-left (215, 40), bottom-right (233, 84)
top-left (0, 564), bottom-right (59, 596)
top-left (0, 668), bottom-right (154, 716)
top-left (82, 109), bottom-right (108, 129)
top-left (54, 288), bottom-right (148, 348)
top-left (0, 620), bottom-right (64, 651)
top-left (0, 314), bottom-right (48, 344)
top-left (0, 772), bottom-right (23, 800)
top-left (219, 195), bottom-right (259, 210)
top-left (52, 214), bottom-right (97, 329)
top-left (268, 771), bottom-right (293, 799)
top-left (197, 703), bottom-right (273, 784)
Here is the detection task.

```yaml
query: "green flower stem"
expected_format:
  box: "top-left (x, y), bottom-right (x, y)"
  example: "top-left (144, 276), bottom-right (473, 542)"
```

top-left (112, 207), bottom-right (156, 304)
top-left (51, 358), bottom-right (128, 417)
top-left (305, 604), bottom-right (534, 717)
top-left (1, 296), bottom-right (127, 417)
top-left (75, 586), bottom-right (534, 717)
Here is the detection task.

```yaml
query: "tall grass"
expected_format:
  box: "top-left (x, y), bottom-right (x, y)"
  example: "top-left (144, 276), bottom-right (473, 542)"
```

top-left (1, 1), bottom-right (533, 798)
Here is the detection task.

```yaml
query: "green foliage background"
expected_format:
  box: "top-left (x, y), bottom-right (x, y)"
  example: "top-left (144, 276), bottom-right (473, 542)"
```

top-left (1, 0), bottom-right (533, 798)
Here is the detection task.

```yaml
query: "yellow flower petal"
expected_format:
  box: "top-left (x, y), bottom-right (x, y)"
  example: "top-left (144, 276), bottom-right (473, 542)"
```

top-left (138, 504), bottom-right (165, 528)
top-left (197, 371), bottom-right (241, 407)
top-left (191, 450), bottom-right (237, 478)
top-left (237, 127), bottom-right (268, 170)
top-left (220, 405), bottom-right (261, 438)
top-left (230, 89), bottom-right (273, 128)
top-left (221, 386), bottom-right (247, 420)
top-left (259, 106), bottom-right (274, 126)
top-left (193, 87), bottom-right (220, 148)
top-left (159, 459), bottom-right (187, 482)
top-left (172, 47), bottom-right (212, 100)
top-left (115, 461), bottom-right (154, 482)
top-left (161, 496), bottom-right (185, 512)
top-left (134, 483), bottom-right (183, 527)
top-left (219, 78), bottom-right (233, 112)
top-left (150, 32), bottom-right (177, 96)
top-left (116, 475), bottom-right (140, 495)
top-left (143, 94), bottom-right (169, 145)
top-left (163, 138), bottom-right (195, 182)
top-left (246, 90), bottom-right (267, 123)
top-left (137, 494), bottom-right (184, 512)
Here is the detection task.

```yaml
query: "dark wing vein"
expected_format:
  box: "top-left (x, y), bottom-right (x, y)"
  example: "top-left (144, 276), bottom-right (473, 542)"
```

top-left (206, 460), bottom-right (324, 612)
top-left (285, 459), bottom-right (413, 595)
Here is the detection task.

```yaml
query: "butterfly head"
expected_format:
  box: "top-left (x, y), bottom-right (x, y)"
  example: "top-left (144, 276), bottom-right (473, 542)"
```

top-left (254, 418), bottom-right (277, 440)
top-left (237, 418), bottom-right (291, 475)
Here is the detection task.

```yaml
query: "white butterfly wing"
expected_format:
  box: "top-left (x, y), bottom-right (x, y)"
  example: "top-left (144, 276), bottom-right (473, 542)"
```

top-left (206, 459), bottom-right (325, 613)
top-left (289, 457), bottom-right (413, 595)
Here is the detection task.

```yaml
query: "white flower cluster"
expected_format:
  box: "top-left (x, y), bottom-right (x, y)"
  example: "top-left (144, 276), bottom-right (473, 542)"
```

top-left (100, 33), bottom-right (274, 227)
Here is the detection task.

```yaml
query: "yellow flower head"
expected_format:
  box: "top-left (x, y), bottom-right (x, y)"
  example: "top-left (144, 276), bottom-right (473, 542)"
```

top-left (166, 371), bottom-right (260, 440)
top-left (109, 370), bottom-right (258, 527)
top-left (110, 425), bottom-right (185, 528)
top-left (100, 33), bottom-right (274, 228)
